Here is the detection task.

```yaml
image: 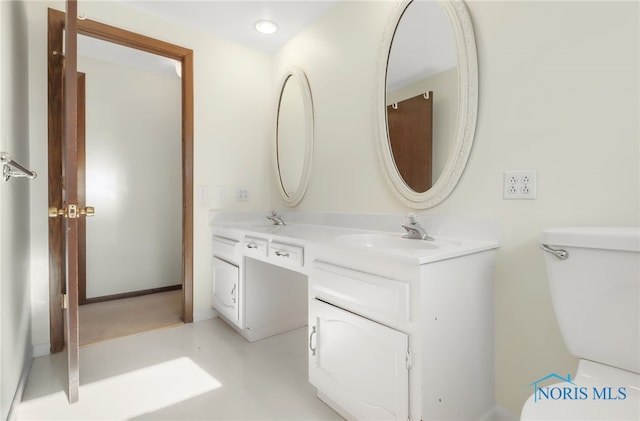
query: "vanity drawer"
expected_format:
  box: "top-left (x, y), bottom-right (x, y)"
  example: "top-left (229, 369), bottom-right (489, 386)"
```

top-left (312, 261), bottom-right (410, 325)
top-left (270, 241), bottom-right (304, 268)
top-left (242, 236), bottom-right (268, 258)
top-left (212, 235), bottom-right (239, 261)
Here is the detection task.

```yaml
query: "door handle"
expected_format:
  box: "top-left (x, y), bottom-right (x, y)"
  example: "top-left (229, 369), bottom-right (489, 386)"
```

top-left (79, 206), bottom-right (95, 217)
top-left (231, 284), bottom-right (237, 304)
top-left (48, 204), bottom-right (95, 218)
top-left (309, 326), bottom-right (317, 356)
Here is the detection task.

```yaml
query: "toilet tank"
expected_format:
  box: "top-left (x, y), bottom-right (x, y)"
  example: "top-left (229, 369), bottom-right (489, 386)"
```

top-left (541, 226), bottom-right (640, 374)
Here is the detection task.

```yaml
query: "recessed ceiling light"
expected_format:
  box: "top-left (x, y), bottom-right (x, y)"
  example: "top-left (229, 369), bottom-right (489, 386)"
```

top-left (254, 20), bottom-right (278, 35)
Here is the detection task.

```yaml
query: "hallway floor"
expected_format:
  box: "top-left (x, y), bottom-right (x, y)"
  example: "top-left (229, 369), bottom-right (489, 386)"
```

top-left (14, 318), bottom-right (342, 420)
top-left (79, 290), bottom-right (183, 346)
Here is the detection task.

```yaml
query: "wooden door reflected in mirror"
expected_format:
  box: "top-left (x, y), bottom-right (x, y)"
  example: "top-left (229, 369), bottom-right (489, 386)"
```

top-left (387, 91), bottom-right (433, 193)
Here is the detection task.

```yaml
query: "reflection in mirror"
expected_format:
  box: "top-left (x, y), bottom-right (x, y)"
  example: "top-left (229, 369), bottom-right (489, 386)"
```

top-left (275, 67), bottom-right (314, 206)
top-left (387, 0), bottom-right (457, 192)
top-left (377, 0), bottom-right (478, 208)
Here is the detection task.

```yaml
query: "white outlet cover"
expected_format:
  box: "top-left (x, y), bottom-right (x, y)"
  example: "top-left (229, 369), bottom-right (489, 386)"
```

top-left (503, 170), bottom-right (537, 200)
top-left (197, 186), bottom-right (209, 202)
top-left (236, 188), bottom-right (250, 201)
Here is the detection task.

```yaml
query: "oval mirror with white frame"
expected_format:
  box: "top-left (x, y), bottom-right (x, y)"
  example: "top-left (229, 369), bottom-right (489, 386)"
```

top-left (275, 67), bottom-right (314, 206)
top-left (377, 0), bottom-right (478, 209)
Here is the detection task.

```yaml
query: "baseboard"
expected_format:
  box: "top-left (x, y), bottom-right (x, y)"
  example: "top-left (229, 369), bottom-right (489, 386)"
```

top-left (32, 342), bottom-right (50, 358)
top-left (193, 308), bottom-right (218, 323)
top-left (7, 346), bottom-right (33, 421)
top-left (82, 284), bottom-right (182, 305)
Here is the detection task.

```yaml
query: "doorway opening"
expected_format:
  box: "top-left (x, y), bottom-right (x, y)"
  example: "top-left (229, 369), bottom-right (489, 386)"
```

top-left (47, 8), bottom-right (194, 352)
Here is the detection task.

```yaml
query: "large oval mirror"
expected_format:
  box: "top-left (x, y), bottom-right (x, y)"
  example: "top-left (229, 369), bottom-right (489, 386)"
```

top-left (377, 0), bottom-right (478, 208)
top-left (275, 67), bottom-right (314, 206)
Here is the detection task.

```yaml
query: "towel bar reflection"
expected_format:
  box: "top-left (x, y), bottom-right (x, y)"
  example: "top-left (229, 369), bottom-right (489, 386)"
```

top-left (1, 152), bottom-right (37, 182)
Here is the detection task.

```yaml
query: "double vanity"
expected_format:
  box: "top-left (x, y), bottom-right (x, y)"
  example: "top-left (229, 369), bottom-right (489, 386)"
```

top-left (210, 210), bottom-right (500, 421)
top-left (211, 0), bottom-right (490, 417)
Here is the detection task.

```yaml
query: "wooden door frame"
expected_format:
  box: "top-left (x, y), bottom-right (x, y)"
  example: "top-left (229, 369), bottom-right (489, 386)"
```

top-left (47, 8), bottom-right (194, 353)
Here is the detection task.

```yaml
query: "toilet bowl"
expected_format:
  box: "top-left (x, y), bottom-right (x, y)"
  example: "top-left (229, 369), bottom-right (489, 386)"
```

top-left (521, 226), bottom-right (640, 420)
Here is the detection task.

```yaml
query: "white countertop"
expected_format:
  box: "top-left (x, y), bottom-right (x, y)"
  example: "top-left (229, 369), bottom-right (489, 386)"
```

top-left (210, 211), bottom-right (501, 265)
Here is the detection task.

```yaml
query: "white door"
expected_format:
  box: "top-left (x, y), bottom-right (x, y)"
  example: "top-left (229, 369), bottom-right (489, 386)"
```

top-left (309, 299), bottom-right (409, 420)
top-left (211, 257), bottom-right (240, 325)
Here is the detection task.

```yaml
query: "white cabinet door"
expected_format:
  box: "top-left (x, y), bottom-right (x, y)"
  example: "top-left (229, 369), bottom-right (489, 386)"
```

top-left (211, 257), bottom-right (240, 326)
top-left (309, 299), bottom-right (409, 421)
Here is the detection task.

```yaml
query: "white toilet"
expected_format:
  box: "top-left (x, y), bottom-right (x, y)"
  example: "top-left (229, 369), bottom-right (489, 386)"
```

top-left (521, 226), bottom-right (640, 420)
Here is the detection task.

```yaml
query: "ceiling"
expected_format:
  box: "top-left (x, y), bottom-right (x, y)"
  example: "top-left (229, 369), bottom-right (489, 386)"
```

top-left (78, 1), bottom-right (456, 90)
top-left (115, 0), bottom-right (341, 53)
top-left (78, 1), bottom-right (341, 77)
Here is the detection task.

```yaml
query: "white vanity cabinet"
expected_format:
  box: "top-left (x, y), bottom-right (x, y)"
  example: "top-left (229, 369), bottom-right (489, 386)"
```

top-left (211, 257), bottom-right (240, 325)
top-left (309, 261), bottom-right (411, 420)
top-left (308, 250), bottom-right (497, 421)
top-left (211, 229), bottom-right (308, 343)
top-left (211, 235), bottom-right (241, 328)
top-left (209, 211), bottom-right (499, 420)
top-left (309, 299), bottom-right (410, 420)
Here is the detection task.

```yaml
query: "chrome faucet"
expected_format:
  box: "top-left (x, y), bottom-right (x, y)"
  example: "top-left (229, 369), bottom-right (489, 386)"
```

top-left (266, 210), bottom-right (285, 226)
top-left (402, 214), bottom-right (433, 240)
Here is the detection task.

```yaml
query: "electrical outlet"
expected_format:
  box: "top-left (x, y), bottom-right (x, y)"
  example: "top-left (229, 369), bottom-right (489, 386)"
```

top-left (503, 170), bottom-right (537, 200)
top-left (236, 187), bottom-right (250, 201)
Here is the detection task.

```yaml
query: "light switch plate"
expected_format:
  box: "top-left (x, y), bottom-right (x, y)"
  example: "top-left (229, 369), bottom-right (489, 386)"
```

top-left (197, 186), bottom-right (209, 203)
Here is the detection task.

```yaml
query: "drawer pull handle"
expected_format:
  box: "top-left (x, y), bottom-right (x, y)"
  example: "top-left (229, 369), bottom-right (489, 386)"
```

top-left (309, 326), bottom-right (317, 356)
top-left (231, 284), bottom-right (237, 304)
top-left (275, 250), bottom-right (290, 258)
top-left (246, 243), bottom-right (258, 249)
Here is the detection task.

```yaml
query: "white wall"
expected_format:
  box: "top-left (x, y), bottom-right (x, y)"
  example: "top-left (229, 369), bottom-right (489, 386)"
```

top-left (26, 1), bottom-right (272, 350)
top-left (270, 0), bottom-right (639, 415)
top-left (1, 0), bottom-right (33, 418)
top-left (78, 55), bottom-right (182, 298)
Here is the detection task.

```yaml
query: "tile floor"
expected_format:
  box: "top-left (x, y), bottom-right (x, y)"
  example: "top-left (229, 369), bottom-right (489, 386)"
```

top-left (14, 318), bottom-right (342, 420)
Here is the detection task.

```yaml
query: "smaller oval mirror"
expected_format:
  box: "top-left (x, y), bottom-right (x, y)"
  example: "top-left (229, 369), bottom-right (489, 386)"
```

top-left (275, 67), bottom-right (314, 206)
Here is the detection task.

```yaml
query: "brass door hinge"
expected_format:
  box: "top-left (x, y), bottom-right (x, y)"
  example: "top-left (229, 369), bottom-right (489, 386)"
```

top-left (61, 293), bottom-right (68, 310)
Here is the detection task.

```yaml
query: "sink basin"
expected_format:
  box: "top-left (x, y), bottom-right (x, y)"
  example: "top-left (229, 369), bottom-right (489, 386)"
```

top-left (337, 233), bottom-right (460, 251)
